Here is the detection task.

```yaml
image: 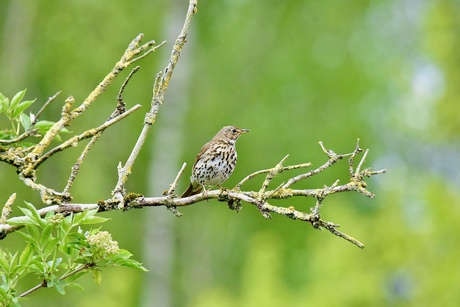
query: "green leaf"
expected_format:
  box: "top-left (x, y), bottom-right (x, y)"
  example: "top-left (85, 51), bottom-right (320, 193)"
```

top-left (24, 224), bottom-right (41, 244)
top-left (114, 249), bottom-right (133, 258)
top-left (118, 258), bottom-right (148, 271)
top-left (9, 89), bottom-right (27, 112)
top-left (42, 238), bottom-right (60, 259)
top-left (46, 277), bottom-right (65, 294)
top-left (7, 215), bottom-right (35, 226)
top-left (12, 100), bottom-right (35, 119)
top-left (0, 249), bottom-right (10, 271)
top-left (59, 127), bottom-right (71, 134)
top-left (92, 268), bottom-right (102, 285)
top-left (29, 259), bottom-right (46, 274)
top-left (47, 257), bottom-right (63, 271)
top-left (40, 223), bottom-right (54, 247)
top-left (64, 268), bottom-right (88, 283)
top-left (73, 258), bottom-right (90, 265)
top-left (19, 244), bottom-right (33, 267)
top-left (0, 285), bottom-right (7, 298)
top-left (69, 211), bottom-right (83, 226)
top-left (15, 230), bottom-right (35, 243)
top-left (0, 92), bottom-right (9, 112)
top-left (60, 214), bottom-right (72, 234)
top-left (7, 252), bottom-right (18, 273)
top-left (20, 202), bottom-right (46, 228)
top-left (80, 216), bottom-right (108, 225)
top-left (19, 113), bottom-right (32, 131)
top-left (44, 210), bottom-right (55, 219)
top-left (33, 120), bottom-right (55, 136)
top-left (66, 282), bottom-right (85, 291)
top-left (0, 130), bottom-right (16, 140)
top-left (54, 282), bottom-right (66, 295)
top-left (105, 249), bottom-right (148, 271)
top-left (55, 257), bottom-right (63, 267)
top-left (79, 209), bottom-right (108, 225)
top-left (82, 208), bottom-right (97, 219)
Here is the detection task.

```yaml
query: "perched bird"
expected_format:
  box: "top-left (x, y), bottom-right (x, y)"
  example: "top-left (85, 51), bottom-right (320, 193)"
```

top-left (181, 126), bottom-right (249, 197)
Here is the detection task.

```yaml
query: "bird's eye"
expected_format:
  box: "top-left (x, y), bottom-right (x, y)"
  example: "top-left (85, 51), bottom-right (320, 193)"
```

top-left (232, 129), bottom-right (237, 133)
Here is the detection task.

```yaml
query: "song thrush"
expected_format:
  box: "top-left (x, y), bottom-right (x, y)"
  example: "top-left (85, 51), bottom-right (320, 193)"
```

top-left (181, 126), bottom-right (249, 197)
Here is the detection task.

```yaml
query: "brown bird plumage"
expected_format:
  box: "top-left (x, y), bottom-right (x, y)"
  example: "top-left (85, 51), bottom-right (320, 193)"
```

top-left (181, 126), bottom-right (249, 197)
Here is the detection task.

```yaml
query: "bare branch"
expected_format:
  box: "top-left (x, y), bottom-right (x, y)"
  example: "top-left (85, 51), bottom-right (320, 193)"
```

top-left (63, 67), bottom-right (142, 195)
top-left (35, 91), bottom-right (63, 121)
top-left (31, 104), bottom-right (142, 169)
top-left (166, 162), bottom-right (188, 196)
top-left (236, 161), bottom-right (312, 189)
top-left (112, 0), bottom-right (199, 207)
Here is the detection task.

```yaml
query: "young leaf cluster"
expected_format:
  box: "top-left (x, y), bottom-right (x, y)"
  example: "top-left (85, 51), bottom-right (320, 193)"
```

top-left (0, 89), bottom-right (69, 146)
top-left (0, 203), bottom-right (146, 305)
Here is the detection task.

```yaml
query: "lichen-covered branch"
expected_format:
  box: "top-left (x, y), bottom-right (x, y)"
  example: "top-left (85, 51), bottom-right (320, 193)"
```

top-left (0, 193), bottom-right (16, 225)
top-left (135, 140), bottom-right (385, 248)
top-left (0, 203), bottom-right (99, 239)
top-left (1, 140), bottom-right (385, 248)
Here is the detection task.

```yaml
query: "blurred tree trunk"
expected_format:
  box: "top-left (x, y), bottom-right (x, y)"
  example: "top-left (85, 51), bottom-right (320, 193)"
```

top-left (0, 1), bottom-right (37, 95)
top-left (140, 1), bottom-right (192, 306)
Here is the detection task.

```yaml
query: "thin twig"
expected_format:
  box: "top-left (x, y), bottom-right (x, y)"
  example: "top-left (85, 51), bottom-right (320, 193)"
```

top-left (131, 41), bottom-right (166, 63)
top-left (282, 142), bottom-right (355, 189)
top-left (236, 161), bottom-right (311, 189)
top-left (19, 263), bottom-right (95, 298)
top-left (348, 139), bottom-right (363, 177)
top-left (0, 129), bottom-right (35, 144)
top-left (19, 280), bottom-right (47, 298)
top-left (320, 221), bottom-right (365, 249)
top-left (166, 162), bottom-right (187, 195)
top-left (355, 148), bottom-right (368, 175)
top-left (118, 66), bottom-right (141, 104)
top-left (35, 91), bottom-right (62, 121)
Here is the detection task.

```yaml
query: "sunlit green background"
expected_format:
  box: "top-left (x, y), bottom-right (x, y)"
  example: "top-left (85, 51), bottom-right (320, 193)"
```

top-left (1, 0), bottom-right (459, 306)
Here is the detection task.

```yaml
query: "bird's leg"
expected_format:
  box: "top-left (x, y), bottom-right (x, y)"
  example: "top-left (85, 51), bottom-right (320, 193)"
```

top-left (217, 184), bottom-right (228, 194)
top-left (201, 185), bottom-right (210, 200)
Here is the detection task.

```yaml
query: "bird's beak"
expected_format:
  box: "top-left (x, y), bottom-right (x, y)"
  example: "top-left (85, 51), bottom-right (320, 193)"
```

top-left (240, 129), bottom-right (250, 134)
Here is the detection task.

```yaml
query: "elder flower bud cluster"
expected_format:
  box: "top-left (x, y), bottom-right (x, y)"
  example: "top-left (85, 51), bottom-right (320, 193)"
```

top-left (46, 213), bottom-right (64, 225)
top-left (87, 231), bottom-right (120, 256)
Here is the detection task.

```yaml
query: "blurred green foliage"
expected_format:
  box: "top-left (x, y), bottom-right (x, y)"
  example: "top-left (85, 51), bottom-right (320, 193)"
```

top-left (1, 0), bottom-right (459, 306)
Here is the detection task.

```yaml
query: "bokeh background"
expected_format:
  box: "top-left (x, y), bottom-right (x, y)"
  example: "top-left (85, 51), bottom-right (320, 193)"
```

top-left (1, 0), bottom-right (459, 306)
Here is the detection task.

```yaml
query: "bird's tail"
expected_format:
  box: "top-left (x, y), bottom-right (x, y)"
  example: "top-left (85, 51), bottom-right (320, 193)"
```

top-left (181, 183), bottom-right (203, 197)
